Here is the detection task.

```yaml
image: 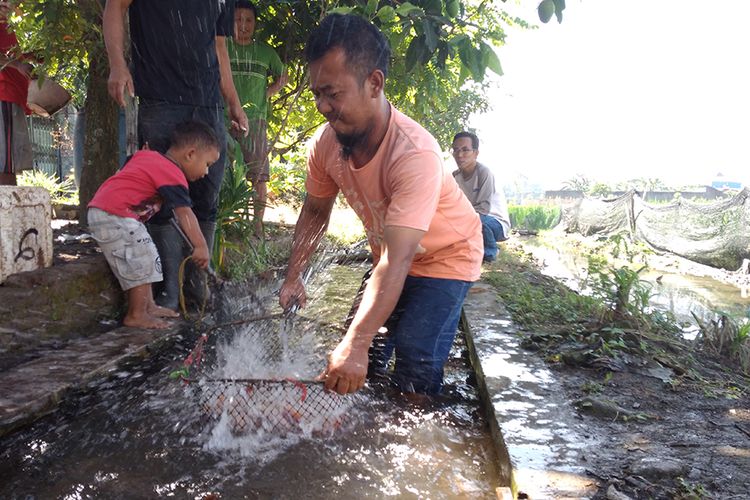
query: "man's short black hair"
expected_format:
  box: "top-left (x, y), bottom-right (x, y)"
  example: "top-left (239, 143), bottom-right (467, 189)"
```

top-left (453, 131), bottom-right (479, 150)
top-left (304, 14), bottom-right (391, 83)
top-left (170, 120), bottom-right (220, 152)
top-left (235, 0), bottom-right (257, 18)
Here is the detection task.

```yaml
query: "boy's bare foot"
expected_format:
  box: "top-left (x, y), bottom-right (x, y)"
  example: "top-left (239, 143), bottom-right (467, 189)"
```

top-left (148, 304), bottom-right (180, 318)
top-left (124, 314), bottom-right (171, 329)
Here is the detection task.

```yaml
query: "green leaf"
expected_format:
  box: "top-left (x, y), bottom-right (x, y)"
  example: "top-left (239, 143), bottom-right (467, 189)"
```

top-left (365, 0), bottom-right (379, 17)
top-left (480, 42), bottom-right (503, 76)
top-left (327, 6), bottom-right (356, 15)
top-left (396, 2), bottom-right (424, 17)
top-left (422, 19), bottom-right (438, 53)
top-left (538, 0), bottom-right (555, 24)
top-left (405, 35), bottom-right (427, 71)
top-left (552, 0), bottom-right (566, 23)
top-left (423, 0), bottom-right (443, 16)
top-left (377, 5), bottom-right (396, 22)
top-left (445, 0), bottom-right (460, 19)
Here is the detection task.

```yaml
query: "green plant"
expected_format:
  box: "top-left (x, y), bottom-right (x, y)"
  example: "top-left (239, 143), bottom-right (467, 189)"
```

top-left (17, 170), bottom-right (78, 204)
top-left (223, 237), bottom-right (289, 280)
top-left (508, 205), bottom-right (561, 231)
top-left (214, 157), bottom-right (253, 271)
top-left (674, 477), bottom-right (707, 499)
top-left (267, 149), bottom-right (307, 208)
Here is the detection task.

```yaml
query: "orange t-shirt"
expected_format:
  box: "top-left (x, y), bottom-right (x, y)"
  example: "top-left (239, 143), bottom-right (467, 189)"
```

top-left (306, 105), bottom-right (482, 281)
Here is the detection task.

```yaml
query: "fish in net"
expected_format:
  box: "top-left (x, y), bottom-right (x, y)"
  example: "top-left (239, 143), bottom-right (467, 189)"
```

top-left (178, 312), bottom-right (364, 436)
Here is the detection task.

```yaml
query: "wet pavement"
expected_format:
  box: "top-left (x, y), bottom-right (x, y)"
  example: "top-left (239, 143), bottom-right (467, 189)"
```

top-left (464, 282), bottom-right (600, 499)
top-left (1, 255), bottom-right (594, 497)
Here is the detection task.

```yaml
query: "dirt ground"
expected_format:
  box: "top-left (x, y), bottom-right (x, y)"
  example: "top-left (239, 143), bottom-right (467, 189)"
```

top-left (47, 221), bottom-right (750, 499)
top-left (501, 236), bottom-right (750, 500)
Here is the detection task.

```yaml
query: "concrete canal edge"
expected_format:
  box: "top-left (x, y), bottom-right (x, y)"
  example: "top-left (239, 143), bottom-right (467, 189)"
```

top-left (461, 282), bottom-right (516, 499)
top-left (0, 322), bottom-right (187, 439)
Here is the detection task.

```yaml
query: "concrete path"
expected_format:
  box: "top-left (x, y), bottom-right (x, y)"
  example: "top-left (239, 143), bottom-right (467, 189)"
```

top-left (463, 282), bottom-right (600, 499)
top-left (0, 323), bottom-right (184, 438)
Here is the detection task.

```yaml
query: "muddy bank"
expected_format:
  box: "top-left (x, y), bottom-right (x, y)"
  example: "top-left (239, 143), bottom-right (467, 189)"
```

top-left (483, 239), bottom-right (750, 499)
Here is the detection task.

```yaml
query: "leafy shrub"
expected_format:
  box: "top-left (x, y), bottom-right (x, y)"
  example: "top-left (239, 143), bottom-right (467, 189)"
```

top-left (17, 169), bottom-right (78, 205)
top-left (508, 204), bottom-right (561, 231)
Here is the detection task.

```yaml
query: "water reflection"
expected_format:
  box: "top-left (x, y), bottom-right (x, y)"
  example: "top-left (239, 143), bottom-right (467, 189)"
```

top-left (522, 236), bottom-right (750, 325)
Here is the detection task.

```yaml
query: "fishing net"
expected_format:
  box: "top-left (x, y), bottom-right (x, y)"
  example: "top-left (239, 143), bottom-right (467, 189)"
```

top-left (179, 312), bottom-right (362, 436)
top-left (559, 188), bottom-right (750, 270)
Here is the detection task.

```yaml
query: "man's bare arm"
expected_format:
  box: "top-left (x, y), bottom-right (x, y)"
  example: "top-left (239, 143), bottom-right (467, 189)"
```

top-left (279, 194), bottom-right (336, 310)
top-left (103, 0), bottom-right (134, 107)
top-left (324, 225), bottom-right (425, 394)
top-left (215, 35), bottom-right (249, 135)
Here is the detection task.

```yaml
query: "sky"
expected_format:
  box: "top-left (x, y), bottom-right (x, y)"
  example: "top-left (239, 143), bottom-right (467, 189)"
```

top-left (472, 0), bottom-right (750, 190)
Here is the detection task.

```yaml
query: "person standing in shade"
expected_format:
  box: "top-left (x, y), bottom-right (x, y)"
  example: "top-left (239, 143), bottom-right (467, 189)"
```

top-left (0, 1), bottom-right (33, 186)
top-left (103, 0), bottom-right (249, 310)
top-left (279, 14), bottom-right (482, 398)
top-left (228, 0), bottom-right (287, 237)
top-left (451, 131), bottom-right (511, 263)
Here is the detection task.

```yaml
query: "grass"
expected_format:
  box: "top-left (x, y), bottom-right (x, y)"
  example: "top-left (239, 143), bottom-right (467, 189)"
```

top-left (17, 170), bottom-right (78, 205)
top-left (508, 204), bottom-right (561, 231)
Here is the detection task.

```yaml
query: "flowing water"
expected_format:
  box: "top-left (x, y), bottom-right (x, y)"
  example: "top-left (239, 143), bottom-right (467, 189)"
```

top-left (0, 263), bottom-right (501, 498)
top-left (521, 236), bottom-right (750, 333)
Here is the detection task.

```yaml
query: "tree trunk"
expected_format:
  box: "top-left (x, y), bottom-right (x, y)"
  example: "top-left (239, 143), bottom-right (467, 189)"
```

top-left (77, 44), bottom-right (120, 226)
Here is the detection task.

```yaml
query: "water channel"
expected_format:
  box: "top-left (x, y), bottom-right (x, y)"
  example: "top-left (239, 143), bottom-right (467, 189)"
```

top-left (520, 236), bottom-right (750, 331)
top-left (0, 263), bottom-right (502, 498)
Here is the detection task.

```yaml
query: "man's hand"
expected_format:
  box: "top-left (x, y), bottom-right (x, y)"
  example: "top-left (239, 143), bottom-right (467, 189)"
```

top-left (322, 337), bottom-right (369, 395)
top-left (107, 62), bottom-right (134, 108)
top-left (191, 244), bottom-right (210, 269)
top-left (227, 102), bottom-right (249, 137)
top-left (279, 275), bottom-right (307, 311)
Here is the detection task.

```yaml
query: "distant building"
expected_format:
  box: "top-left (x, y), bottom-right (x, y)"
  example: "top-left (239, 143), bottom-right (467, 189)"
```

top-left (544, 186), bottom-right (727, 202)
top-left (711, 172), bottom-right (743, 190)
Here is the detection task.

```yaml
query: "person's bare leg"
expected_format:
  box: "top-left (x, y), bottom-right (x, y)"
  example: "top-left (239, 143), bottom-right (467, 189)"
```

top-left (253, 180), bottom-right (267, 237)
top-left (145, 284), bottom-right (180, 318)
top-left (0, 173), bottom-right (16, 185)
top-left (124, 284), bottom-right (170, 329)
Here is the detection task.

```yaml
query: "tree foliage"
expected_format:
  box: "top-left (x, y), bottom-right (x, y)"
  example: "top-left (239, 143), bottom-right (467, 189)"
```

top-left (259, 0), bottom-right (534, 156)
top-left (9, 0), bottom-right (101, 108)
top-left (8, 0), bottom-right (536, 204)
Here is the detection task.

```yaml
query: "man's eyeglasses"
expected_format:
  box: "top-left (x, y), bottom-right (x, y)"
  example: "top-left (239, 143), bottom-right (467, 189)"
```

top-left (451, 147), bottom-right (475, 155)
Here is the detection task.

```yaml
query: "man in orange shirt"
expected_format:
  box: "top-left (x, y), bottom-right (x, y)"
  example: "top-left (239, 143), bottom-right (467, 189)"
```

top-left (279, 14), bottom-right (482, 397)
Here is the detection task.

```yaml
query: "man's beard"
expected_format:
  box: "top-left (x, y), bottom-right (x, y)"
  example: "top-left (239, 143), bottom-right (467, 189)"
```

top-left (335, 129), bottom-right (368, 159)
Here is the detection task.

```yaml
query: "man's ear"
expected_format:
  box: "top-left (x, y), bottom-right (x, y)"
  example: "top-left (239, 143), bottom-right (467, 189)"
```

top-left (367, 69), bottom-right (385, 97)
top-left (184, 146), bottom-right (197, 161)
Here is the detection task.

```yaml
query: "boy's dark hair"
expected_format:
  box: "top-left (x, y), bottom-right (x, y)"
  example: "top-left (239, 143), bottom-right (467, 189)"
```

top-left (235, 0), bottom-right (257, 17)
top-left (169, 121), bottom-right (220, 152)
top-left (453, 131), bottom-right (479, 150)
top-left (304, 14), bottom-right (391, 83)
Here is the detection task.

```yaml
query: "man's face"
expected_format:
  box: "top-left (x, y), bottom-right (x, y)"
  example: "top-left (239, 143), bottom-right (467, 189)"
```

top-left (234, 8), bottom-right (256, 45)
top-left (309, 47), bottom-right (374, 150)
top-left (452, 136), bottom-right (478, 173)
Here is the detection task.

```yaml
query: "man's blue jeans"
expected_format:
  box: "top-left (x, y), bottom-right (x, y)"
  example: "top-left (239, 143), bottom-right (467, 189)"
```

top-left (365, 274), bottom-right (473, 395)
top-left (480, 214), bottom-right (505, 262)
top-left (138, 99), bottom-right (227, 224)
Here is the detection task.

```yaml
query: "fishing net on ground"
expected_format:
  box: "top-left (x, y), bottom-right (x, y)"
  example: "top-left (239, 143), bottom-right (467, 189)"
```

top-left (176, 312), bottom-right (363, 437)
top-left (559, 189), bottom-right (750, 271)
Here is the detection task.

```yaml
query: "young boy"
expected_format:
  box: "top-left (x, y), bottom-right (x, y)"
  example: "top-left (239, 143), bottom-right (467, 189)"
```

top-left (87, 120), bottom-right (220, 329)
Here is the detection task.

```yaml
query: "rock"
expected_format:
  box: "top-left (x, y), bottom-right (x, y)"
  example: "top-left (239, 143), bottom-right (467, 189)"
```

top-left (606, 484), bottom-right (633, 500)
top-left (574, 396), bottom-right (634, 420)
top-left (629, 457), bottom-right (687, 480)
